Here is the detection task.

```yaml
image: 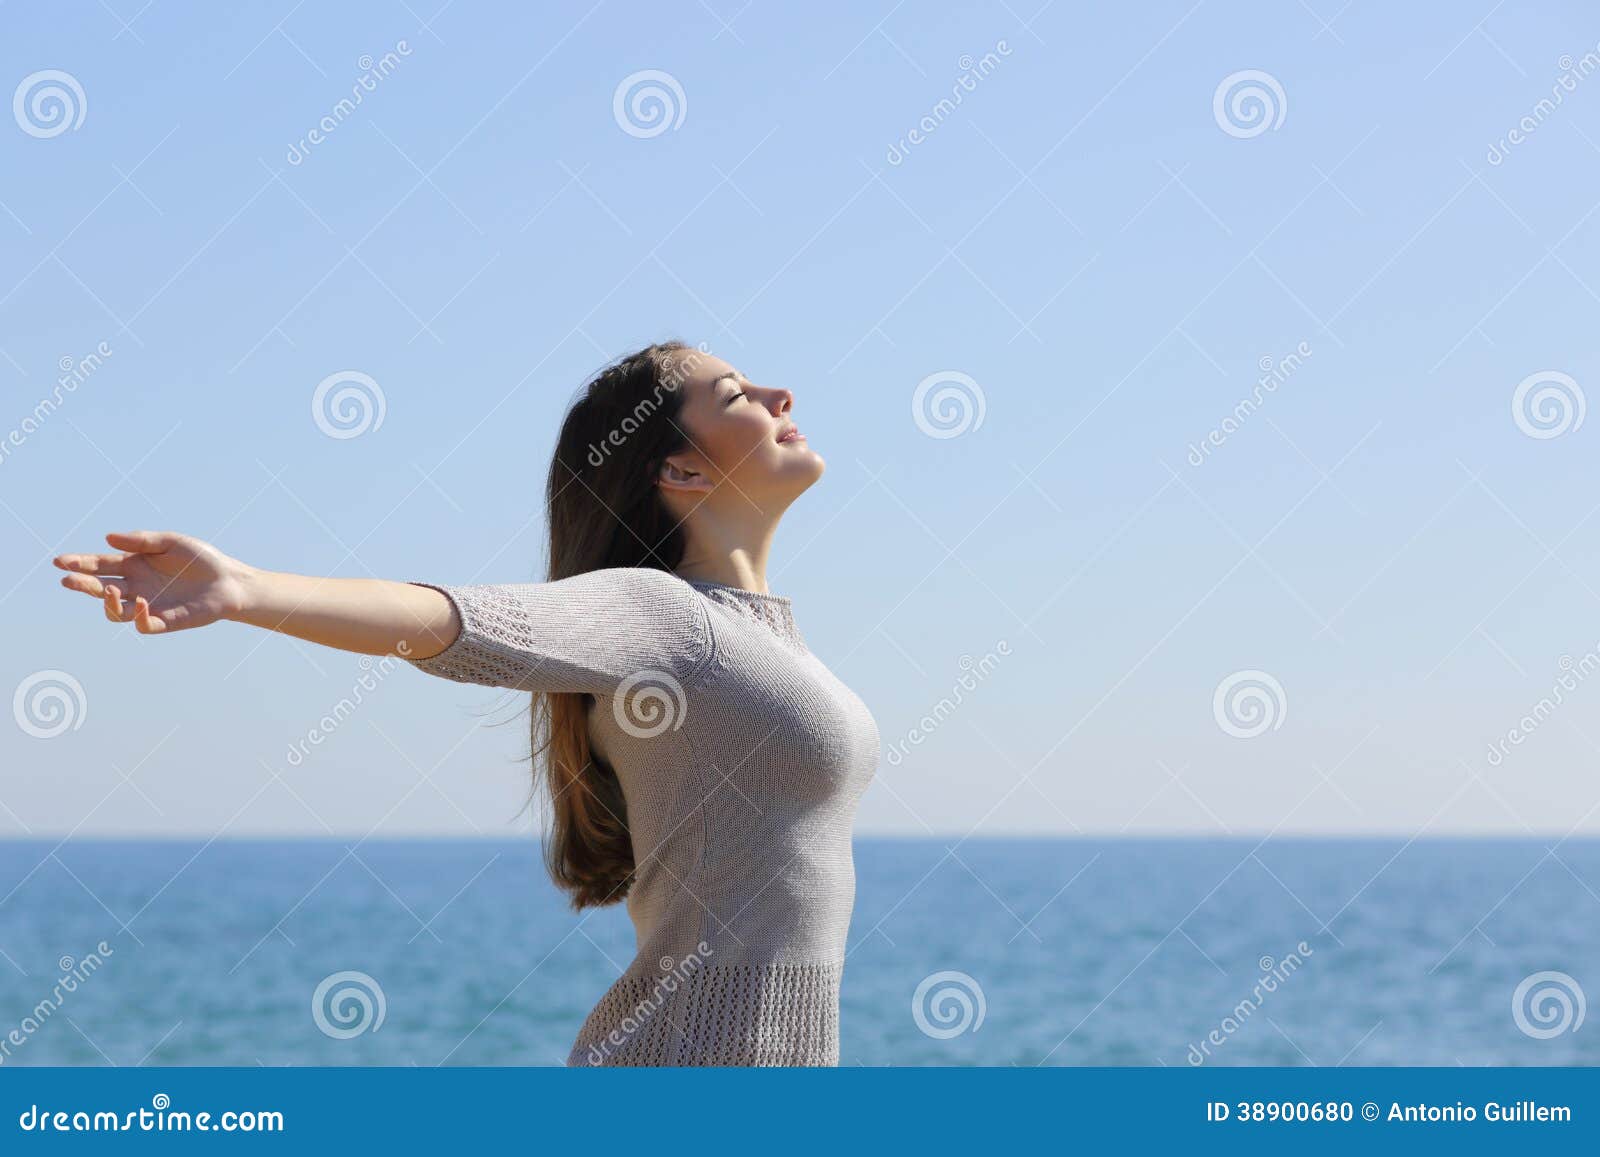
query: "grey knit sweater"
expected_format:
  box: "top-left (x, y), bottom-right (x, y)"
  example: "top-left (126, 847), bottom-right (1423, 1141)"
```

top-left (403, 567), bottom-right (880, 1066)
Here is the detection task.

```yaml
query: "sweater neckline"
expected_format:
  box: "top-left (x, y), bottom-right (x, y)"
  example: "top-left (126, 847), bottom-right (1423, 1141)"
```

top-left (682, 577), bottom-right (792, 605)
top-left (681, 578), bottom-right (806, 652)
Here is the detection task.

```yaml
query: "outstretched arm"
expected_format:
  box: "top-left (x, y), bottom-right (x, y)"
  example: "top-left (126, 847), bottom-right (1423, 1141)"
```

top-left (53, 530), bottom-right (460, 659)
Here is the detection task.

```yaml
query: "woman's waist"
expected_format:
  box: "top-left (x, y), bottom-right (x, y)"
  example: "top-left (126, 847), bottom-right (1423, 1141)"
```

top-left (627, 846), bottom-right (857, 960)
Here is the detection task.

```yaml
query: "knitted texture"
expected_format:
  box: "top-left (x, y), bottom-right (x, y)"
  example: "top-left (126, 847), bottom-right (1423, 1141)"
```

top-left (403, 568), bottom-right (880, 1066)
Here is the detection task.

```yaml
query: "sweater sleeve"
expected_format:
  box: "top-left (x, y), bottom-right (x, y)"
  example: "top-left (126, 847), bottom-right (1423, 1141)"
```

top-left (401, 567), bottom-right (711, 695)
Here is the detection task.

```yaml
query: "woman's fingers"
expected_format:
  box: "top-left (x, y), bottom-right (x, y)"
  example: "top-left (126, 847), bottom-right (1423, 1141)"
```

top-left (61, 538), bottom-right (195, 634)
top-left (82, 580), bottom-right (175, 632)
top-left (54, 530), bottom-right (182, 574)
top-left (101, 584), bottom-right (139, 623)
top-left (61, 573), bottom-right (108, 598)
top-left (53, 550), bottom-right (131, 575)
top-left (133, 596), bottom-right (167, 634)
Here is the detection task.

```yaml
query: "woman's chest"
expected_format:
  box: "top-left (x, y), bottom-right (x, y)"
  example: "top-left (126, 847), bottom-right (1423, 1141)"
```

top-left (682, 631), bottom-right (880, 803)
top-left (591, 602), bottom-right (880, 807)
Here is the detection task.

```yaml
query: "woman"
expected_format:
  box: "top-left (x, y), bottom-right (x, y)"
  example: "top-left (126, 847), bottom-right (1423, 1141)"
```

top-left (51, 340), bottom-right (880, 1066)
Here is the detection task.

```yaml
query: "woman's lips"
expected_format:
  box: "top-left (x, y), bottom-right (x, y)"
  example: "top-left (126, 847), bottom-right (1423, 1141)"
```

top-left (778, 426), bottom-right (804, 443)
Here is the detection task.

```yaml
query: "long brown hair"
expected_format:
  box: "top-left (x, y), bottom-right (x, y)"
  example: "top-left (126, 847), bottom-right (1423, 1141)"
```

top-left (536, 339), bottom-right (704, 909)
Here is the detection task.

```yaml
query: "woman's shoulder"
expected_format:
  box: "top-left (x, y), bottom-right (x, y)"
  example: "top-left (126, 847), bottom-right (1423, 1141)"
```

top-left (561, 567), bottom-right (712, 680)
top-left (556, 565), bottom-right (695, 603)
top-left (553, 567), bottom-right (709, 647)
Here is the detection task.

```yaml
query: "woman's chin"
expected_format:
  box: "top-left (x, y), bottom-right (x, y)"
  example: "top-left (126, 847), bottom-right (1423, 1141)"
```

top-left (766, 453), bottom-right (825, 504)
top-left (743, 449), bottom-right (826, 505)
top-left (797, 448), bottom-right (826, 485)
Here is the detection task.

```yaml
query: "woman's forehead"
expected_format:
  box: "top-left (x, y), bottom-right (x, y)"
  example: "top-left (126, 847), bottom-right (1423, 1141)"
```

top-left (668, 348), bottom-right (736, 387)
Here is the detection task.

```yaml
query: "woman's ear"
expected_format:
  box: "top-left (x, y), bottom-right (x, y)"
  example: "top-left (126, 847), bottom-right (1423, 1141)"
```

top-left (657, 454), bottom-right (714, 493)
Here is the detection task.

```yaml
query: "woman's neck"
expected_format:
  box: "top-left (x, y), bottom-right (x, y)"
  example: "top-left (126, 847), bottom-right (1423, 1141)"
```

top-left (676, 558), bottom-right (769, 593)
top-left (672, 512), bottom-right (780, 594)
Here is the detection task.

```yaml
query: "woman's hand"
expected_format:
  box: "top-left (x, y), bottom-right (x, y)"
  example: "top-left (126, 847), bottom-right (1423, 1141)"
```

top-left (55, 531), bottom-right (455, 654)
top-left (53, 530), bottom-right (256, 635)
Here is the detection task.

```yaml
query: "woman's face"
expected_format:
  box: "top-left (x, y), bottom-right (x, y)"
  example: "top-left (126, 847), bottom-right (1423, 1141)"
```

top-left (660, 350), bottom-right (825, 509)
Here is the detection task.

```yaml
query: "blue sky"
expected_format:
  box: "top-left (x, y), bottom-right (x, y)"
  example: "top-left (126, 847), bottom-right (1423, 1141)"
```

top-left (4, 1), bottom-right (1600, 836)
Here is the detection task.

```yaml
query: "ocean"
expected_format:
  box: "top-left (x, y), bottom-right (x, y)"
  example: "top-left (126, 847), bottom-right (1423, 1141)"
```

top-left (0, 838), bottom-right (1594, 1067)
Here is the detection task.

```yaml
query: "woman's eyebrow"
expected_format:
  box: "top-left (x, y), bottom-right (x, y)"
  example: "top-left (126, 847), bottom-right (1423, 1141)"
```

top-left (711, 372), bottom-right (743, 390)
